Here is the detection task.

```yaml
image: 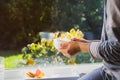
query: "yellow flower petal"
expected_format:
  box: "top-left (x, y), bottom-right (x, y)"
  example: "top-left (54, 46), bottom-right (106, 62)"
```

top-left (27, 59), bottom-right (36, 65)
top-left (75, 30), bottom-right (84, 38)
top-left (70, 28), bottom-right (76, 36)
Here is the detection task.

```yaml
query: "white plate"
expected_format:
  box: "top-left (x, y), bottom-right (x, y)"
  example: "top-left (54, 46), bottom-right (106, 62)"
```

top-left (24, 67), bottom-right (79, 80)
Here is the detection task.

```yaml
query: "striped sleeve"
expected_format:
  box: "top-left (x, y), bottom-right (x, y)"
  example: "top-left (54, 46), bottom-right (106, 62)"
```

top-left (98, 41), bottom-right (120, 64)
top-left (89, 42), bottom-right (103, 60)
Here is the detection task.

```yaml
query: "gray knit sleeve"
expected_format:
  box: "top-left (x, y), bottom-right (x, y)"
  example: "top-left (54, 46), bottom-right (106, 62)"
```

top-left (89, 42), bottom-right (102, 60)
top-left (98, 41), bottom-right (120, 64)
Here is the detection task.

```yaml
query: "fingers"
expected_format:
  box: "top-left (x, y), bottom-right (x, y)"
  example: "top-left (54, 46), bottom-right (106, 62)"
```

top-left (71, 38), bottom-right (80, 41)
top-left (60, 42), bottom-right (69, 49)
top-left (71, 38), bottom-right (84, 41)
top-left (71, 38), bottom-right (90, 43)
top-left (57, 42), bottom-right (70, 56)
top-left (59, 41), bottom-right (81, 56)
top-left (59, 48), bottom-right (70, 56)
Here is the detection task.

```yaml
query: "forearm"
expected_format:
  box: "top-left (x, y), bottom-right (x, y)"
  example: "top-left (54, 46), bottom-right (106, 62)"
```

top-left (89, 40), bottom-right (100, 42)
top-left (78, 40), bottom-right (100, 53)
top-left (79, 43), bottom-right (90, 52)
top-left (78, 40), bottom-right (103, 60)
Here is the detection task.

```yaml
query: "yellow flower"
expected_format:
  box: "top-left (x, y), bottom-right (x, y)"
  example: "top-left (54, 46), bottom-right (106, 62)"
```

top-left (75, 29), bottom-right (84, 38)
top-left (46, 40), bottom-right (53, 47)
top-left (70, 28), bottom-right (76, 36)
top-left (41, 38), bottom-right (47, 43)
top-left (65, 32), bottom-right (73, 39)
top-left (27, 59), bottom-right (36, 65)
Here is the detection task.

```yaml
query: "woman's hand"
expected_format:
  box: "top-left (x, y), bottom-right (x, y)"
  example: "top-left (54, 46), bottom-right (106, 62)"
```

top-left (58, 38), bottom-right (92, 57)
top-left (71, 38), bottom-right (91, 52)
top-left (58, 41), bottom-right (81, 56)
